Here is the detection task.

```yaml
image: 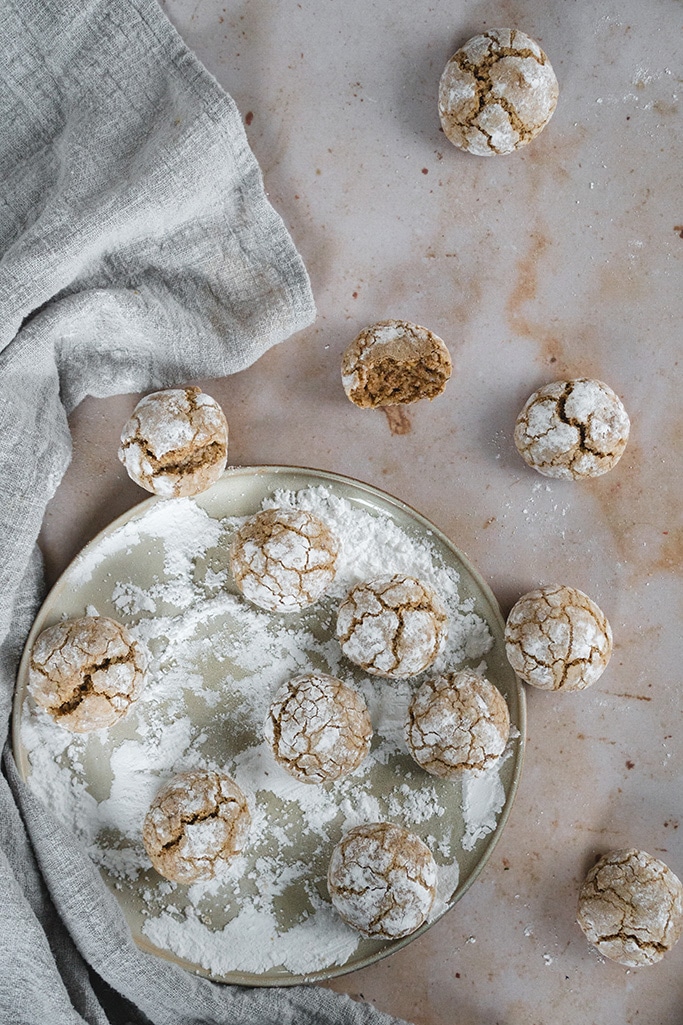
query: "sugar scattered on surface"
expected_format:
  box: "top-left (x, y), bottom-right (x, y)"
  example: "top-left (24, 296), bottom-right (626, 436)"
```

top-left (20, 485), bottom-right (516, 978)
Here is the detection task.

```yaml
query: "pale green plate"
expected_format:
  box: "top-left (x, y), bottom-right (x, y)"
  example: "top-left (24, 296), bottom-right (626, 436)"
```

top-left (12, 465), bottom-right (525, 986)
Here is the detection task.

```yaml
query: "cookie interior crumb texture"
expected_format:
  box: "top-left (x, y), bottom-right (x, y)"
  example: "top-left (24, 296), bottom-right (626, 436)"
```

top-left (264, 672), bottom-right (372, 783)
top-left (119, 386), bottom-right (229, 497)
top-left (229, 506), bottom-right (340, 612)
top-left (336, 575), bottom-right (448, 679)
top-left (577, 849), bottom-right (683, 967)
top-left (438, 28), bottom-right (559, 156)
top-left (504, 584), bottom-right (612, 692)
top-left (142, 769), bottom-right (251, 885)
top-left (327, 822), bottom-right (437, 939)
top-left (406, 669), bottom-right (510, 778)
top-left (514, 378), bottom-right (630, 479)
top-left (341, 319), bottom-right (452, 408)
top-left (28, 615), bottom-right (147, 732)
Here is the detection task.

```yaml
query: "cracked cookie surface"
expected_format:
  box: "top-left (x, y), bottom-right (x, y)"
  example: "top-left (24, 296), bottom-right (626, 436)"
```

top-left (406, 669), bottom-right (510, 778)
top-left (341, 319), bottom-right (452, 408)
top-left (28, 615), bottom-right (147, 732)
top-left (265, 672), bottom-right (372, 783)
top-left (438, 28), bottom-right (558, 156)
top-left (514, 378), bottom-right (630, 479)
top-left (505, 585), bottom-right (612, 692)
top-left (327, 822), bottom-right (437, 939)
top-left (577, 849), bottom-right (683, 966)
top-left (336, 575), bottom-right (448, 679)
top-left (119, 386), bottom-right (228, 497)
top-left (142, 769), bottom-right (251, 884)
top-left (229, 507), bottom-right (340, 612)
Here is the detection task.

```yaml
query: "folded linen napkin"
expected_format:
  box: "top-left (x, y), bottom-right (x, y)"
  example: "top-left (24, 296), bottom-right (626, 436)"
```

top-left (0, 1), bottom-right (409, 1022)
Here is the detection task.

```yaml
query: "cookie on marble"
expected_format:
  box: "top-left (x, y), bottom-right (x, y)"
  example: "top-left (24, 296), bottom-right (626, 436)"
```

top-left (229, 507), bottom-right (340, 612)
top-left (406, 669), bottom-right (510, 778)
top-left (142, 769), bottom-right (251, 884)
top-left (119, 386), bottom-right (228, 497)
top-left (28, 615), bottom-right (147, 732)
top-left (327, 822), bottom-right (437, 939)
top-left (505, 585), bottom-right (612, 692)
top-left (514, 378), bottom-right (630, 479)
top-left (265, 672), bottom-right (372, 783)
top-left (577, 849), bottom-right (683, 966)
top-left (336, 575), bottom-right (448, 679)
top-left (341, 320), bottom-right (452, 408)
top-left (439, 28), bottom-right (559, 156)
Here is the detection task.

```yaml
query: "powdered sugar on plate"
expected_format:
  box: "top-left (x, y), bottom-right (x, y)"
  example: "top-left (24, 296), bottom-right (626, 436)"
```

top-left (18, 477), bottom-right (520, 981)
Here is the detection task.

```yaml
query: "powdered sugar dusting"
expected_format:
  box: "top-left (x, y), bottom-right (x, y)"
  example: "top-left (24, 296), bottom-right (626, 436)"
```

top-left (19, 482), bottom-right (519, 979)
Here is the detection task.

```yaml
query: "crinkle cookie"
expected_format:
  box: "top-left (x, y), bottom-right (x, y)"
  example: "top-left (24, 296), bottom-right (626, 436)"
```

top-left (28, 615), bottom-right (147, 732)
top-left (229, 507), bottom-right (340, 612)
top-left (327, 822), bottom-right (437, 939)
top-left (439, 28), bottom-right (558, 156)
top-left (514, 378), bottom-right (630, 479)
top-left (119, 386), bottom-right (228, 497)
top-left (142, 769), bottom-right (251, 884)
top-left (505, 584), bottom-right (612, 692)
top-left (265, 672), bottom-right (372, 783)
top-left (336, 575), bottom-right (448, 679)
top-left (577, 849), bottom-right (683, 966)
top-left (341, 320), bottom-right (452, 408)
top-left (406, 669), bottom-right (510, 778)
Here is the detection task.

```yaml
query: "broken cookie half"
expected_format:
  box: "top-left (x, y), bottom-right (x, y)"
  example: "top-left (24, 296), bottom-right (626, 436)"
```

top-left (341, 319), bottom-right (452, 408)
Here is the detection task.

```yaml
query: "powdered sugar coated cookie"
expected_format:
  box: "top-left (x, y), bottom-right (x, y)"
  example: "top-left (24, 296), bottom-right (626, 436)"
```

top-left (265, 672), bottom-right (372, 783)
top-left (327, 822), bottom-right (437, 939)
top-left (341, 320), bottom-right (452, 408)
top-left (514, 378), bottom-right (630, 479)
top-left (142, 769), bottom-right (251, 884)
top-left (406, 669), bottom-right (510, 778)
top-left (577, 849), bottom-right (683, 966)
top-left (28, 615), bottom-right (146, 732)
top-left (336, 575), bottom-right (448, 679)
top-left (229, 507), bottom-right (340, 612)
top-left (439, 28), bottom-right (558, 156)
top-left (119, 387), bottom-right (228, 497)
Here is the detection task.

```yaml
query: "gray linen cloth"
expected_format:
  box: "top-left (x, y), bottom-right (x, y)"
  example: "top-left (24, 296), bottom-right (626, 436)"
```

top-left (0, 1), bottom-right (410, 1023)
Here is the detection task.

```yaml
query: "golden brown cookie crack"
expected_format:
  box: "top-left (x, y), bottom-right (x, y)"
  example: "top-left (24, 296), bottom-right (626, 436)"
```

top-left (451, 33), bottom-right (549, 151)
top-left (266, 673), bottom-right (372, 782)
top-left (337, 583), bottom-right (445, 676)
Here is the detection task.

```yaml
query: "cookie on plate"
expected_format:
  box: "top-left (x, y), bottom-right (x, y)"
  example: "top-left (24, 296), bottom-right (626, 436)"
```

top-left (28, 615), bottom-right (147, 732)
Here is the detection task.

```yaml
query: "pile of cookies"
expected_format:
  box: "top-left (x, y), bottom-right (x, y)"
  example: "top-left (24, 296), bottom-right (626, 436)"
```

top-left (27, 385), bottom-right (515, 944)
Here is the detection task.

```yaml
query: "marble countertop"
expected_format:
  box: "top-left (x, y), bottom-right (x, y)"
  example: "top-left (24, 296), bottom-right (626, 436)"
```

top-left (38, 1), bottom-right (683, 1023)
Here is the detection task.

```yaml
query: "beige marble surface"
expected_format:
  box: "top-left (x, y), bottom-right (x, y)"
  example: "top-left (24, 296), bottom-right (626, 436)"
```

top-left (38, 1), bottom-right (683, 1023)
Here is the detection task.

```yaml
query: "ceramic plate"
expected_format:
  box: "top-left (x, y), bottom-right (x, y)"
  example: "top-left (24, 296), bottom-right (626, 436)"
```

top-left (12, 465), bottom-right (524, 985)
